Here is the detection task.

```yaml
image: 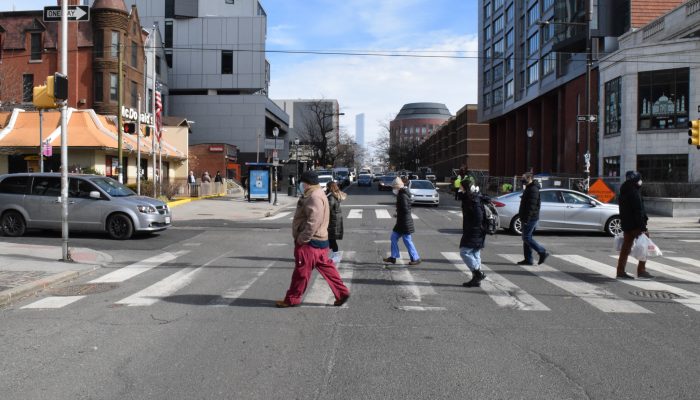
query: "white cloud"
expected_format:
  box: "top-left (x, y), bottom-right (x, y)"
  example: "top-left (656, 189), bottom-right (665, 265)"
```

top-left (269, 34), bottom-right (479, 150)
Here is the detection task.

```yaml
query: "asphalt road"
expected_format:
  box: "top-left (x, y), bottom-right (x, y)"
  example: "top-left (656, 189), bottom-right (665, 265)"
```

top-left (1, 183), bottom-right (699, 399)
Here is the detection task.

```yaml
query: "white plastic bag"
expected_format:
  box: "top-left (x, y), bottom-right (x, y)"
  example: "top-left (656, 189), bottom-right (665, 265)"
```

top-left (613, 234), bottom-right (624, 252)
top-left (644, 236), bottom-right (663, 258)
top-left (631, 234), bottom-right (663, 261)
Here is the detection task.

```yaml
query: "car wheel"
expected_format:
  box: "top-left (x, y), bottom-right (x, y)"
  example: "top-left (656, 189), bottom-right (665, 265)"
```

top-left (107, 213), bottom-right (134, 240)
top-left (605, 216), bottom-right (623, 237)
top-left (510, 215), bottom-right (523, 236)
top-left (1, 210), bottom-right (26, 237)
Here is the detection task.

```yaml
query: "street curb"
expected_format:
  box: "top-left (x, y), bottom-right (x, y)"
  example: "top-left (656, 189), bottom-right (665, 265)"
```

top-left (0, 266), bottom-right (99, 308)
top-left (167, 194), bottom-right (225, 208)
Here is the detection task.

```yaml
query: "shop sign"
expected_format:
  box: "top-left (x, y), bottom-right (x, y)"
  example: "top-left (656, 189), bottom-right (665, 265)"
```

top-left (209, 145), bottom-right (224, 152)
top-left (121, 106), bottom-right (154, 125)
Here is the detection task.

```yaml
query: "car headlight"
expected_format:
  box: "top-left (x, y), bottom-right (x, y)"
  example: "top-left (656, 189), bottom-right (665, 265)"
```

top-left (137, 205), bottom-right (157, 214)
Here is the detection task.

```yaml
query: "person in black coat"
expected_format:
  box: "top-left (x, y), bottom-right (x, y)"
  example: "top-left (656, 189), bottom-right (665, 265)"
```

top-left (615, 171), bottom-right (652, 279)
top-left (517, 172), bottom-right (549, 266)
top-left (458, 183), bottom-right (487, 287)
top-left (326, 181), bottom-right (346, 264)
top-left (383, 177), bottom-right (421, 265)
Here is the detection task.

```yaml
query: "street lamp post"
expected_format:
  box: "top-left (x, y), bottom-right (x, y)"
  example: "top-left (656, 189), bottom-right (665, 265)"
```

top-left (272, 127), bottom-right (279, 206)
top-left (294, 137), bottom-right (300, 196)
top-left (526, 127), bottom-right (534, 173)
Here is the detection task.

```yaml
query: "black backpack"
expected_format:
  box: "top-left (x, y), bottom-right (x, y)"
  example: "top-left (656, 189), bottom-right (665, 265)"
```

top-left (481, 199), bottom-right (499, 235)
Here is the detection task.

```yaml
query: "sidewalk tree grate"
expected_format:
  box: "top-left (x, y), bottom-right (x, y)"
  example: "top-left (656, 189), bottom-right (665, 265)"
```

top-left (629, 290), bottom-right (682, 300)
top-left (52, 283), bottom-right (118, 296)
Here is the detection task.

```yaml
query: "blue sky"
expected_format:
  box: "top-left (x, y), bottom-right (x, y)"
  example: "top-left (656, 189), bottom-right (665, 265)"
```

top-left (2, 0), bottom-right (479, 147)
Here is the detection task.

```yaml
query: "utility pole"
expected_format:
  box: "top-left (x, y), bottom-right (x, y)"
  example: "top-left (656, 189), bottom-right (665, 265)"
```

top-left (151, 25), bottom-right (157, 198)
top-left (59, 0), bottom-right (70, 261)
top-left (117, 34), bottom-right (123, 183)
top-left (583, 0), bottom-right (593, 193)
top-left (136, 95), bottom-right (141, 195)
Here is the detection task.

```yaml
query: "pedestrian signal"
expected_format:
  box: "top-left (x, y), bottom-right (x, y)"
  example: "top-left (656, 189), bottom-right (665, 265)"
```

top-left (144, 126), bottom-right (151, 137)
top-left (32, 76), bottom-right (58, 109)
top-left (689, 120), bottom-right (700, 149)
top-left (123, 122), bottom-right (136, 134)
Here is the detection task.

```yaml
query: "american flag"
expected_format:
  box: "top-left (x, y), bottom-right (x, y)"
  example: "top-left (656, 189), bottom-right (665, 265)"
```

top-left (155, 90), bottom-right (163, 142)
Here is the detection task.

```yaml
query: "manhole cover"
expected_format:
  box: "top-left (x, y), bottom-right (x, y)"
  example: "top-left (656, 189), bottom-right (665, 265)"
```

top-left (629, 290), bottom-right (683, 300)
top-left (52, 283), bottom-right (118, 296)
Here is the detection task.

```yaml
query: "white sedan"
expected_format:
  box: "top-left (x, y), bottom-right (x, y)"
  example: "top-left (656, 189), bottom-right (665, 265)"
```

top-left (407, 180), bottom-right (439, 206)
top-left (317, 175), bottom-right (334, 190)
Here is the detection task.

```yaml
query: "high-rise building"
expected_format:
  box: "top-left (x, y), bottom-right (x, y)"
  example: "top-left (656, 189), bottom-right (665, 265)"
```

top-left (118, 0), bottom-right (290, 164)
top-left (355, 113), bottom-right (365, 148)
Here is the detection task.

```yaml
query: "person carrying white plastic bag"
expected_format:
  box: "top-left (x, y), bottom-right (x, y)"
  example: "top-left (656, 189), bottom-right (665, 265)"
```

top-left (630, 234), bottom-right (662, 261)
top-left (615, 171), bottom-right (655, 280)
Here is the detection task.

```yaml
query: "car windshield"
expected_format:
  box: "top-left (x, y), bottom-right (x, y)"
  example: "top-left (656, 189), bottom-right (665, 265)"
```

top-left (410, 181), bottom-right (434, 190)
top-left (381, 176), bottom-right (394, 183)
top-left (90, 177), bottom-right (136, 197)
top-left (359, 174), bottom-right (371, 179)
top-left (318, 176), bottom-right (333, 183)
top-left (336, 172), bottom-right (348, 177)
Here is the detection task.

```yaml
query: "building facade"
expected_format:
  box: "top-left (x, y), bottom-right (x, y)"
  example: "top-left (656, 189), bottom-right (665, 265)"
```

top-left (598, 0), bottom-right (700, 182)
top-left (478, 0), bottom-right (684, 178)
top-left (389, 103), bottom-right (451, 148)
top-left (121, 0), bottom-right (290, 169)
top-left (355, 113), bottom-right (365, 148)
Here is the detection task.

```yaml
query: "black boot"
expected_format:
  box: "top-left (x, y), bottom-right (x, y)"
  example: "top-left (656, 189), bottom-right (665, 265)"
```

top-left (462, 270), bottom-right (485, 287)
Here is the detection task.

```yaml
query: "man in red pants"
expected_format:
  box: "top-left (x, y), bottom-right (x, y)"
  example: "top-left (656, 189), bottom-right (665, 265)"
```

top-left (276, 171), bottom-right (350, 308)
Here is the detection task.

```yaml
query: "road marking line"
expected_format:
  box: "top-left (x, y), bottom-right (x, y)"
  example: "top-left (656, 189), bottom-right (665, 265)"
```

top-left (501, 254), bottom-right (652, 313)
top-left (267, 243), bottom-right (288, 247)
top-left (612, 255), bottom-right (700, 284)
top-left (411, 213), bottom-right (419, 220)
top-left (666, 256), bottom-right (700, 269)
top-left (374, 240), bottom-right (391, 244)
top-left (89, 251), bottom-right (188, 283)
top-left (303, 251), bottom-right (355, 307)
top-left (397, 306), bottom-right (446, 311)
top-left (116, 251), bottom-right (234, 307)
top-left (555, 255), bottom-right (700, 312)
top-left (21, 296), bottom-right (85, 309)
top-left (447, 210), bottom-right (463, 217)
top-left (680, 240), bottom-right (700, 243)
top-left (375, 209), bottom-right (391, 219)
top-left (347, 209), bottom-right (363, 219)
top-left (209, 261), bottom-right (276, 306)
top-left (261, 211), bottom-right (292, 220)
top-left (442, 252), bottom-right (549, 311)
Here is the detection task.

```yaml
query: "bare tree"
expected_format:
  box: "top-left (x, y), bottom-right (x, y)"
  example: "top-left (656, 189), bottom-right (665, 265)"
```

top-left (334, 129), bottom-right (357, 167)
top-left (297, 99), bottom-right (339, 168)
top-left (0, 63), bottom-right (22, 111)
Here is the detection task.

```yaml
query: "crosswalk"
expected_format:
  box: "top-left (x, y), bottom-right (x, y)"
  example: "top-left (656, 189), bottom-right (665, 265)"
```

top-left (15, 245), bottom-right (700, 315)
top-left (260, 208), bottom-right (426, 222)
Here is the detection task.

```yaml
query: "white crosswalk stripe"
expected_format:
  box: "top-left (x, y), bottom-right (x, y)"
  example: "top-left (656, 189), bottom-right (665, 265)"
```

top-left (209, 261), bottom-right (275, 307)
top-left (500, 254), bottom-right (652, 313)
top-left (90, 251), bottom-right (188, 283)
top-left (612, 256), bottom-right (700, 284)
top-left (442, 252), bottom-right (549, 311)
top-left (303, 251), bottom-right (355, 307)
top-left (556, 255), bottom-right (700, 312)
top-left (261, 211), bottom-right (292, 220)
top-left (666, 256), bottom-right (700, 269)
top-left (448, 210), bottom-right (463, 218)
top-left (375, 209), bottom-right (391, 219)
top-left (388, 252), bottom-right (444, 311)
top-left (347, 209), bottom-right (363, 219)
top-left (21, 296), bottom-right (85, 309)
top-left (680, 240), bottom-right (700, 243)
top-left (411, 213), bottom-right (419, 220)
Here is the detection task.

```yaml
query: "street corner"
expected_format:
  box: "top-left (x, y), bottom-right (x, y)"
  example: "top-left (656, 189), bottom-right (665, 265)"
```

top-left (69, 247), bottom-right (113, 266)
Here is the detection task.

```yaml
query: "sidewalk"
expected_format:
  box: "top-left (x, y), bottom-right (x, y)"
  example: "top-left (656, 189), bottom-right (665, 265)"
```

top-left (0, 189), bottom-right (297, 307)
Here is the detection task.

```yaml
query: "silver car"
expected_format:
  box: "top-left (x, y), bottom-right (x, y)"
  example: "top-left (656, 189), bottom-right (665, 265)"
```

top-left (494, 188), bottom-right (622, 236)
top-left (0, 173), bottom-right (171, 240)
top-left (407, 179), bottom-right (440, 206)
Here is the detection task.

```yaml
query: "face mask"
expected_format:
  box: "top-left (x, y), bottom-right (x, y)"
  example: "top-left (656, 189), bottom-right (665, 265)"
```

top-left (392, 188), bottom-right (399, 195)
top-left (637, 180), bottom-right (643, 187)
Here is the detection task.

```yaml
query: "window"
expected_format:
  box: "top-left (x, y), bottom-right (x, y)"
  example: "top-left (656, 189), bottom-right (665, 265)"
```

top-left (225, 0), bottom-right (235, 3)
top-left (484, 2), bottom-right (491, 19)
top-left (543, 0), bottom-right (554, 10)
top-left (165, 0), bottom-right (174, 18)
top-left (164, 21), bottom-right (173, 48)
top-left (0, 176), bottom-right (30, 195)
top-left (505, 80), bottom-right (514, 98)
top-left (111, 31), bottom-right (119, 58)
top-left (541, 191), bottom-right (561, 203)
top-left (68, 178), bottom-right (98, 199)
top-left (493, 0), bottom-right (504, 10)
top-left (484, 47), bottom-right (491, 62)
top-left (542, 52), bottom-right (555, 76)
top-left (148, 89), bottom-right (153, 112)
top-left (637, 154), bottom-right (688, 182)
top-left (94, 30), bottom-right (103, 58)
top-left (493, 62), bottom-right (503, 82)
top-left (562, 192), bottom-right (590, 205)
top-left (30, 32), bottom-right (42, 61)
top-left (542, 18), bottom-right (554, 42)
top-left (528, 32), bottom-right (539, 56)
top-left (483, 92), bottom-right (492, 108)
top-left (528, 2), bottom-right (540, 26)
top-left (493, 86), bottom-right (503, 105)
top-left (221, 50), bottom-right (233, 74)
top-left (493, 39), bottom-right (504, 58)
top-left (155, 55), bottom-right (161, 75)
top-left (493, 15), bottom-right (504, 34)
top-left (483, 68), bottom-right (492, 86)
top-left (638, 68), bottom-right (689, 131)
top-left (94, 72), bottom-right (103, 102)
top-left (505, 54), bottom-right (513, 74)
top-left (131, 81), bottom-right (138, 107)
top-left (31, 177), bottom-right (61, 197)
top-left (603, 156), bottom-right (620, 177)
top-left (484, 25), bottom-right (491, 42)
top-left (165, 51), bottom-right (173, 68)
top-left (505, 3), bottom-right (513, 23)
top-left (22, 74), bottom-right (33, 102)
top-left (110, 73), bottom-right (118, 101)
top-left (131, 41), bottom-right (138, 66)
top-left (604, 77), bottom-right (622, 135)
top-left (527, 62), bottom-right (539, 85)
top-left (505, 29), bottom-right (514, 49)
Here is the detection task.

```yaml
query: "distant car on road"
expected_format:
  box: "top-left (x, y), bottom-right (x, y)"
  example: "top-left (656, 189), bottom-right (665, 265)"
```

top-left (407, 179), bottom-right (439, 206)
top-left (377, 176), bottom-right (395, 191)
top-left (0, 173), bottom-right (171, 240)
top-left (357, 174), bottom-right (373, 187)
top-left (493, 188), bottom-right (622, 236)
top-left (317, 175), bottom-right (334, 190)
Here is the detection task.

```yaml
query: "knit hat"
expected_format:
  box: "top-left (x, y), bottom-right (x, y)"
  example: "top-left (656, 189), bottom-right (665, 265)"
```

top-left (391, 177), bottom-right (404, 189)
top-left (625, 170), bottom-right (641, 181)
top-left (300, 170), bottom-right (319, 185)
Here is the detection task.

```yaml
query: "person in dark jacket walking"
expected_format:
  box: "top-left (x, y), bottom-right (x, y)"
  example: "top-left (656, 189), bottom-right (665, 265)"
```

top-left (383, 177), bottom-right (421, 265)
top-left (517, 172), bottom-right (549, 266)
top-left (326, 181), bottom-right (347, 264)
top-left (616, 171), bottom-right (652, 280)
top-left (458, 182), bottom-right (487, 287)
top-left (214, 171), bottom-right (223, 183)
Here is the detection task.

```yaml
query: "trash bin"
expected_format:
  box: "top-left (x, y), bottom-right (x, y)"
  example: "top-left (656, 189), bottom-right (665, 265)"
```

top-left (288, 186), bottom-right (297, 197)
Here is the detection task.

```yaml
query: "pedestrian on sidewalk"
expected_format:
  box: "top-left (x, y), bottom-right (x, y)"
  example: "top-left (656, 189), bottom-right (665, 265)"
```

top-left (214, 171), bottom-right (223, 183)
top-left (276, 171), bottom-right (350, 308)
top-left (516, 172), bottom-right (549, 266)
top-left (458, 182), bottom-right (487, 287)
top-left (202, 171), bottom-right (211, 183)
top-left (453, 168), bottom-right (464, 200)
top-left (383, 177), bottom-right (422, 265)
top-left (326, 181), bottom-right (347, 264)
top-left (615, 171), bottom-right (653, 280)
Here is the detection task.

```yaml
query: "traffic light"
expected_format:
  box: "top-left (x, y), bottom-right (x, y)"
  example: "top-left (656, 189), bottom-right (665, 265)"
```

top-left (53, 72), bottom-right (68, 100)
top-left (689, 119), bottom-right (700, 149)
top-left (123, 122), bottom-right (136, 134)
top-left (32, 76), bottom-right (58, 109)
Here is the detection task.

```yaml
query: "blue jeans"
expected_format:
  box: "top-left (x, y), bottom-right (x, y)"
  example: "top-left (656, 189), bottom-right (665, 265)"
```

top-left (390, 231), bottom-right (420, 261)
top-left (522, 218), bottom-right (546, 263)
top-left (459, 247), bottom-right (481, 272)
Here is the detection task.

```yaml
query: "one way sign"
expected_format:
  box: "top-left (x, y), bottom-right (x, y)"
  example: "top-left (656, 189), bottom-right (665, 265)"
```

top-left (43, 6), bottom-right (90, 22)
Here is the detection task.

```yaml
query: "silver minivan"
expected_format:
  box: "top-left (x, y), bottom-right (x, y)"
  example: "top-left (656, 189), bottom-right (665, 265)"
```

top-left (0, 173), bottom-right (171, 239)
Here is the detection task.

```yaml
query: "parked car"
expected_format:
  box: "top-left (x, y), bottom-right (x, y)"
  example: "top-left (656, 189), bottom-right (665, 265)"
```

top-left (0, 173), bottom-right (172, 240)
top-left (357, 174), bottom-right (373, 187)
top-left (407, 179), bottom-right (439, 206)
top-left (493, 188), bottom-right (622, 236)
top-left (318, 175), bottom-right (334, 190)
top-left (377, 176), bottom-right (395, 191)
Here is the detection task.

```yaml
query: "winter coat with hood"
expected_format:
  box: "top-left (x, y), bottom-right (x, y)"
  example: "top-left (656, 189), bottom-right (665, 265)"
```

top-left (327, 191), bottom-right (346, 240)
top-left (618, 179), bottom-right (648, 232)
top-left (393, 187), bottom-right (415, 234)
top-left (518, 180), bottom-right (541, 224)
top-left (459, 191), bottom-right (486, 249)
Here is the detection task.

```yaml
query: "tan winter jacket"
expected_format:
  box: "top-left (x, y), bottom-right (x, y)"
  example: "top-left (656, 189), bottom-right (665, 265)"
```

top-left (292, 184), bottom-right (330, 244)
